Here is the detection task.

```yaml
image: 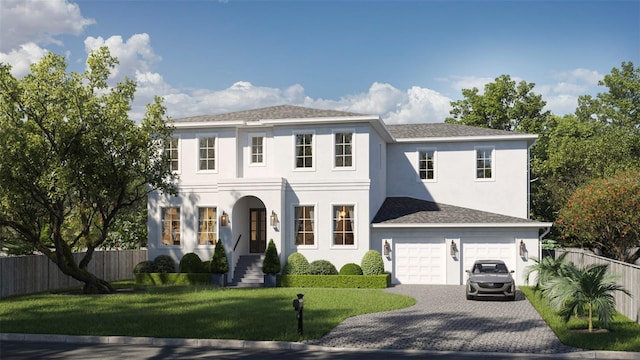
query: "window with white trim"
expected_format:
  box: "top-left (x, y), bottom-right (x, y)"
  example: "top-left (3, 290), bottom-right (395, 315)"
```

top-left (165, 137), bottom-right (179, 172)
top-left (199, 136), bottom-right (216, 171)
top-left (295, 133), bottom-right (313, 168)
top-left (251, 136), bottom-right (264, 164)
top-left (334, 132), bottom-right (353, 168)
top-left (418, 149), bottom-right (435, 180)
top-left (294, 206), bottom-right (314, 246)
top-left (198, 207), bottom-right (217, 245)
top-left (476, 147), bottom-right (494, 179)
top-left (333, 205), bottom-right (355, 246)
top-left (161, 207), bottom-right (180, 246)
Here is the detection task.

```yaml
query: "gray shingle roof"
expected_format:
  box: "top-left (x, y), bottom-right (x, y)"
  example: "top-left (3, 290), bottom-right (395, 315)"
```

top-left (387, 123), bottom-right (520, 138)
top-left (372, 197), bottom-right (538, 225)
top-left (175, 105), bottom-right (370, 123)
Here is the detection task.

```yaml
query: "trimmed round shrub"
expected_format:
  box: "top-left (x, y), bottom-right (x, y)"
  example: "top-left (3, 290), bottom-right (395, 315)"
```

top-left (309, 260), bottom-right (338, 275)
top-left (339, 263), bottom-right (363, 275)
top-left (283, 252), bottom-right (310, 275)
top-left (361, 250), bottom-right (384, 275)
top-left (133, 260), bottom-right (155, 274)
top-left (153, 255), bottom-right (177, 273)
top-left (262, 239), bottom-right (281, 274)
top-left (179, 252), bottom-right (205, 273)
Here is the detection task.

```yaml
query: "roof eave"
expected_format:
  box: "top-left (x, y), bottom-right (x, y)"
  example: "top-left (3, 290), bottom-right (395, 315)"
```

top-left (394, 134), bottom-right (539, 143)
top-left (371, 222), bottom-right (553, 228)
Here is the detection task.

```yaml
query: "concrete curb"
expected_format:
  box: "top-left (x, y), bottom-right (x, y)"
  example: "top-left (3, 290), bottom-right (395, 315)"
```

top-left (2, 333), bottom-right (639, 359)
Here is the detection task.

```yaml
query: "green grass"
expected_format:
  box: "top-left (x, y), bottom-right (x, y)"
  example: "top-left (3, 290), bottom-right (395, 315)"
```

top-left (520, 286), bottom-right (640, 352)
top-left (0, 281), bottom-right (416, 342)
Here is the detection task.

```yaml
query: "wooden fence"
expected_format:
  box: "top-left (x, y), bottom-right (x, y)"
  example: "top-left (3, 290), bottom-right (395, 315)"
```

top-left (557, 248), bottom-right (639, 323)
top-left (0, 249), bottom-right (147, 299)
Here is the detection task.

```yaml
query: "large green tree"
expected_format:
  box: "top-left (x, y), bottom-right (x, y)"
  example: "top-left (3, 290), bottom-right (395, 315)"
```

top-left (557, 170), bottom-right (640, 264)
top-left (445, 74), bottom-right (550, 133)
top-left (0, 48), bottom-right (175, 293)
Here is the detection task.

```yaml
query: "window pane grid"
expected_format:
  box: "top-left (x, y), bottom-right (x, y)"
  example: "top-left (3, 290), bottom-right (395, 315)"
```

top-left (198, 207), bottom-right (217, 245)
top-left (476, 149), bottom-right (493, 179)
top-left (165, 138), bottom-right (179, 172)
top-left (295, 134), bottom-right (313, 168)
top-left (333, 205), bottom-right (354, 245)
top-left (335, 133), bottom-right (353, 167)
top-left (199, 137), bottom-right (216, 170)
top-left (251, 136), bottom-right (264, 163)
top-left (419, 150), bottom-right (434, 180)
top-left (161, 207), bottom-right (180, 245)
top-left (295, 206), bottom-right (314, 245)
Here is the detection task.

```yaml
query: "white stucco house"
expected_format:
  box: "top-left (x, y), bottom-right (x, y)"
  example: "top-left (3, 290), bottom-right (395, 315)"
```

top-left (148, 105), bottom-right (552, 285)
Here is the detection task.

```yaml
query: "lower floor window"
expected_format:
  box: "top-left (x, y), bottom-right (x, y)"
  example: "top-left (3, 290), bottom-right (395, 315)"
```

top-left (161, 207), bottom-right (180, 245)
top-left (198, 207), bottom-right (217, 245)
top-left (295, 206), bottom-right (315, 245)
top-left (333, 205), bottom-right (354, 245)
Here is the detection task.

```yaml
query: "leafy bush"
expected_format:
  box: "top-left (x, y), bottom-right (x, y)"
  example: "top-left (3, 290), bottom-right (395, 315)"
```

top-left (309, 260), bottom-right (338, 275)
top-left (179, 252), bottom-right (205, 273)
top-left (135, 273), bottom-right (212, 285)
top-left (361, 250), bottom-right (384, 275)
top-left (133, 260), bottom-right (155, 274)
top-left (153, 255), bottom-right (176, 273)
top-left (262, 239), bottom-right (281, 274)
top-left (339, 263), bottom-right (363, 275)
top-left (202, 260), bottom-right (212, 273)
top-left (211, 240), bottom-right (229, 274)
top-left (283, 252), bottom-right (310, 275)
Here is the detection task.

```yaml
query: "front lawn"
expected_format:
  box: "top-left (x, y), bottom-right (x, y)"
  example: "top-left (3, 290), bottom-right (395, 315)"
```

top-left (0, 282), bottom-right (416, 342)
top-left (520, 286), bottom-right (640, 351)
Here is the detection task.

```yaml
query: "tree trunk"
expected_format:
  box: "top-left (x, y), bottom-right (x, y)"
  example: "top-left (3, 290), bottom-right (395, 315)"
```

top-left (83, 275), bottom-right (115, 294)
top-left (588, 302), bottom-right (593, 333)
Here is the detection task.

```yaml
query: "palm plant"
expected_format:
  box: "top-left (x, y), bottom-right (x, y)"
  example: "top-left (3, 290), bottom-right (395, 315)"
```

top-left (541, 263), bottom-right (631, 332)
top-left (524, 252), bottom-right (573, 292)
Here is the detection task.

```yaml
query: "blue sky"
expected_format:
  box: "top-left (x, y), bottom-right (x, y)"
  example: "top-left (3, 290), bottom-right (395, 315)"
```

top-left (1, 0), bottom-right (638, 123)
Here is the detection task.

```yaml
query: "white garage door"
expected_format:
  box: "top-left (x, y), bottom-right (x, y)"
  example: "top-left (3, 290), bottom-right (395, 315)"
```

top-left (462, 242), bottom-right (515, 275)
top-left (395, 242), bottom-right (446, 284)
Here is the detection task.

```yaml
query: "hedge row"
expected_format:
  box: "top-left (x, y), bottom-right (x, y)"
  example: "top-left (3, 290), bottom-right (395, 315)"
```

top-left (278, 274), bottom-right (390, 288)
top-left (135, 273), bottom-right (213, 286)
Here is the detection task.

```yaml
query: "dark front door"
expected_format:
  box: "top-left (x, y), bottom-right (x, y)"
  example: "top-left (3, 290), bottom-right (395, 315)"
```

top-left (250, 208), bottom-right (267, 253)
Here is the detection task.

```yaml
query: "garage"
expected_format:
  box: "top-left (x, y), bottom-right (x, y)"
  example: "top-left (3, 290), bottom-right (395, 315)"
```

top-left (462, 241), bottom-right (515, 276)
top-left (394, 241), bottom-right (446, 284)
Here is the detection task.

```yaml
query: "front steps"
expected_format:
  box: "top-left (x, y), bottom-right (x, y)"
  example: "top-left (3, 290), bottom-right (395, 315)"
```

top-left (228, 255), bottom-right (264, 288)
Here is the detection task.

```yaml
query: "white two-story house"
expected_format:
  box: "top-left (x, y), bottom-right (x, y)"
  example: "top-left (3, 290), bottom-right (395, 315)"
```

top-left (148, 105), bottom-right (551, 285)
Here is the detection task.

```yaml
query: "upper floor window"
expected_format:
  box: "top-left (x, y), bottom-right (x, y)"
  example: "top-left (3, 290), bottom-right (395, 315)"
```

top-left (334, 132), bottom-right (353, 168)
top-left (333, 205), bottom-right (355, 246)
top-left (198, 207), bottom-right (217, 245)
top-left (419, 149), bottom-right (435, 180)
top-left (199, 136), bottom-right (216, 171)
top-left (294, 206), bottom-right (315, 246)
top-left (165, 137), bottom-right (179, 172)
top-left (476, 147), bottom-right (494, 180)
top-left (251, 136), bottom-right (264, 164)
top-left (295, 133), bottom-right (313, 169)
top-left (161, 207), bottom-right (180, 246)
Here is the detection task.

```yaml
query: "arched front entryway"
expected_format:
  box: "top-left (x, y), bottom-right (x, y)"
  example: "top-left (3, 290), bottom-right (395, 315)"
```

top-left (232, 196), bottom-right (267, 255)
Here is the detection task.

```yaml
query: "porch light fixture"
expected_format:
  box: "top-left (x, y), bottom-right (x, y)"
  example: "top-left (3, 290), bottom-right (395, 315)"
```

top-left (450, 240), bottom-right (457, 257)
top-left (270, 210), bottom-right (279, 228)
top-left (383, 240), bottom-right (391, 256)
top-left (519, 240), bottom-right (527, 259)
top-left (220, 211), bottom-right (229, 227)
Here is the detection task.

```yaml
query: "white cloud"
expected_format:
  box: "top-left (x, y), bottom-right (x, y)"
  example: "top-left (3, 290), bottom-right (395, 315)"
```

top-left (0, 42), bottom-right (49, 77)
top-left (0, 0), bottom-right (94, 52)
top-left (84, 34), bottom-right (161, 82)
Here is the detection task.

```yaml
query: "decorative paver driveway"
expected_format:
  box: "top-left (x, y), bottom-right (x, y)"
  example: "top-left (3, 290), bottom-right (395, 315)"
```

top-left (308, 285), bottom-right (579, 354)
